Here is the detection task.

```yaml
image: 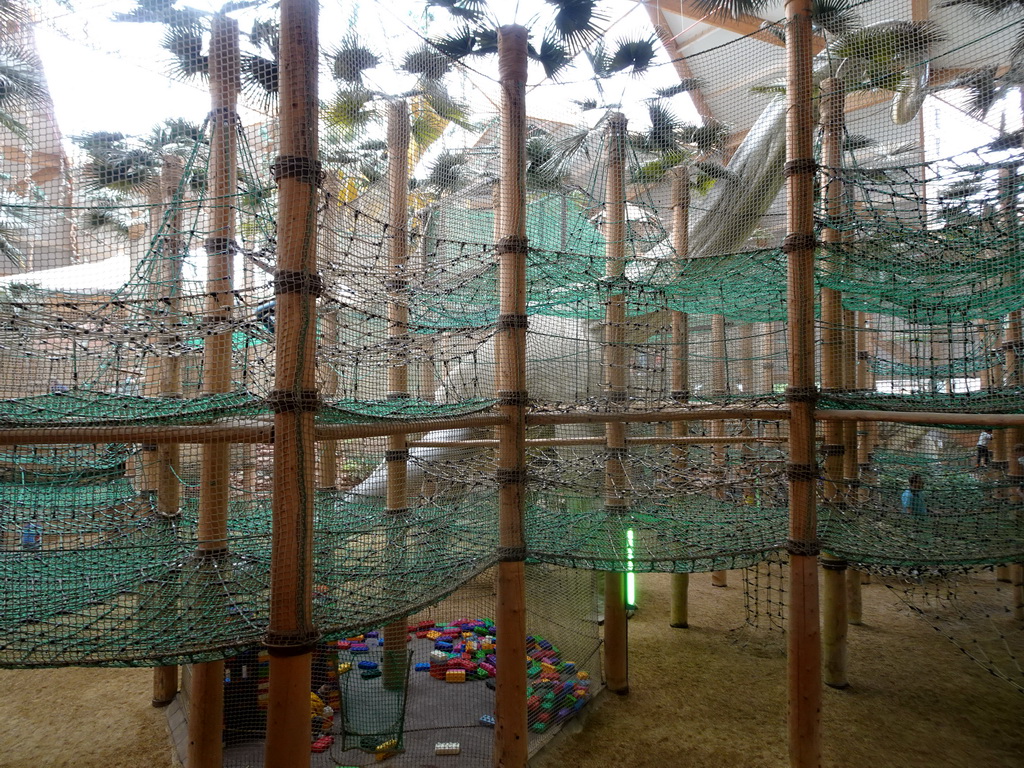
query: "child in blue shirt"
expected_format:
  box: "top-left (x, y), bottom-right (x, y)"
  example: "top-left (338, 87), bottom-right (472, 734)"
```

top-left (901, 474), bottom-right (927, 516)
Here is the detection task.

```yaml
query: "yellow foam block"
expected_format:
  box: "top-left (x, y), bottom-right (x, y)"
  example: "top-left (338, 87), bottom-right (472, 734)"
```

top-left (445, 669), bottom-right (466, 683)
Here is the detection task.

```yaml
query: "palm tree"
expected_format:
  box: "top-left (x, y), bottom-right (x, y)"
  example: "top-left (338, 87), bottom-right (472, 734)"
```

top-left (935, 1), bottom-right (1024, 146)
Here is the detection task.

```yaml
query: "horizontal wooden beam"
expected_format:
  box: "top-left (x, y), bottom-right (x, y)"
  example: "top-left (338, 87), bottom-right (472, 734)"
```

top-left (527, 408), bottom-right (788, 426)
top-left (815, 409), bottom-right (1024, 427)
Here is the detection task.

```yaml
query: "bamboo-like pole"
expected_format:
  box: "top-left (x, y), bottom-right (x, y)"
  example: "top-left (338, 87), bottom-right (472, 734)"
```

top-left (602, 112), bottom-right (630, 694)
top-left (670, 165), bottom-right (691, 628)
top-left (493, 25), bottom-right (530, 768)
top-left (710, 313), bottom-right (729, 588)
top-left (188, 16), bottom-right (239, 768)
top-left (843, 310), bottom-right (862, 625)
top-left (152, 154), bottom-right (185, 708)
top-left (819, 77), bottom-right (848, 690)
top-left (785, 0), bottom-right (823, 764)
top-left (383, 99), bottom-right (411, 691)
top-left (263, 0), bottom-right (319, 764)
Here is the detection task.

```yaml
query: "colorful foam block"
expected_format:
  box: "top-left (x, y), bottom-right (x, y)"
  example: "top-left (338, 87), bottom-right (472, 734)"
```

top-left (445, 669), bottom-right (466, 683)
top-left (479, 714), bottom-right (496, 727)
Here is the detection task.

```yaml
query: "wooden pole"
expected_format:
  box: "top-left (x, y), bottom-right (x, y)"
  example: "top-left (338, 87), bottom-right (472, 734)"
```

top-left (493, 25), bottom-right (529, 768)
top-left (152, 154), bottom-right (185, 708)
top-left (819, 76), bottom-right (848, 690)
top-left (710, 312), bottom-right (729, 588)
top-left (263, 0), bottom-right (319, 764)
top-left (383, 99), bottom-right (411, 691)
top-left (842, 311), bottom-right (862, 624)
top-left (785, 0), bottom-right (823, 764)
top-left (187, 15), bottom-right (238, 768)
top-left (602, 112), bottom-right (630, 695)
top-left (670, 165), bottom-right (691, 628)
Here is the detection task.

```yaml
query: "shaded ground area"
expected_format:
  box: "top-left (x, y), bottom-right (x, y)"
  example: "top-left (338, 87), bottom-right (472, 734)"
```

top-left (1, 570), bottom-right (1021, 767)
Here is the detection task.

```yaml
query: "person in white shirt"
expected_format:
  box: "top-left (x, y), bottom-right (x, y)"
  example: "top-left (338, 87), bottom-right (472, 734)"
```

top-left (976, 429), bottom-right (994, 467)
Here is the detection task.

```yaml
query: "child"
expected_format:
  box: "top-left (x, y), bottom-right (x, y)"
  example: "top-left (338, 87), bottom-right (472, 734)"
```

top-left (976, 429), bottom-right (994, 467)
top-left (901, 474), bottom-right (928, 516)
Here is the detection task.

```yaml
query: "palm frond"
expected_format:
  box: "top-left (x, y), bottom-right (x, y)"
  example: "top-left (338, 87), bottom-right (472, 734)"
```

top-left (323, 87), bottom-right (378, 137)
top-left (529, 36), bottom-right (573, 80)
top-left (1012, 22), bottom-right (1024, 66)
top-left (585, 41), bottom-right (611, 79)
top-left (72, 131), bottom-right (127, 156)
top-left (163, 25), bottom-right (209, 80)
top-left (420, 80), bottom-right (476, 131)
top-left (540, 127), bottom-right (592, 183)
top-left (0, 44), bottom-right (49, 113)
top-left (148, 118), bottom-right (207, 151)
top-left (750, 82), bottom-right (786, 95)
top-left (842, 134), bottom-right (875, 151)
top-left (424, 151), bottom-right (469, 193)
top-left (0, 1), bottom-right (29, 25)
top-left (432, 27), bottom-right (479, 61)
top-left (607, 36), bottom-right (657, 78)
top-left (832, 21), bottom-right (946, 67)
top-left (685, 0), bottom-right (771, 19)
top-left (329, 43), bottom-right (380, 83)
top-left (545, 0), bottom-right (607, 53)
top-left (655, 80), bottom-right (703, 98)
top-left (403, 46), bottom-right (454, 80)
top-left (474, 28), bottom-right (499, 56)
top-left (0, 191), bottom-right (34, 267)
top-left (645, 101), bottom-right (682, 154)
top-left (811, 0), bottom-right (860, 35)
top-left (249, 19), bottom-right (279, 58)
top-left (679, 119), bottom-right (730, 155)
top-left (241, 54), bottom-right (278, 109)
top-left (629, 149), bottom-right (688, 184)
top-left (988, 128), bottom-right (1024, 151)
top-left (83, 149), bottom-right (162, 194)
top-left (938, 178), bottom-right (983, 200)
top-left (950, 67), bottom-right (999, 118)
top-left (0, 110), bottom-right (28, 142)
top-left (427, 0), bottom-right (486, 22)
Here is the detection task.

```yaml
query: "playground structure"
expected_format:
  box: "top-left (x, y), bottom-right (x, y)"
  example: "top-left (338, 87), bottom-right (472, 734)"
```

top-left (0, 0), bottom-right (1023, 766)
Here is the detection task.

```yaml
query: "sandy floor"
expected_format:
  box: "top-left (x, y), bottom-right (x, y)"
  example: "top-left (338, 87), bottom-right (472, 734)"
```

top-left (0, 569), bottom-right (1020, 768)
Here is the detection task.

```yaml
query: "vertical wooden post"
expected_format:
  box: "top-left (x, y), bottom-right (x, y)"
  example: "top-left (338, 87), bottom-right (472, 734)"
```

top-left (819, 76), bottom-right (848, 690)
top-left (785, 0), bottom-right (823, 764)
top-left (670, 166), bottom-right (691, 629)
top-left (263, 0), bottom-right (319, 765)
top-left (152, 154), bottom-right (185, 708)
top-left (602, 112), bottom-right (630, 695)
top-left (710, 312), bottom-right (728, 588)
top-left (493, 25), bottom-right (529, 768)
top-left (188, 15), bottom-right (238, 768)
top-left (383, 99), bottom-right (411, 691)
